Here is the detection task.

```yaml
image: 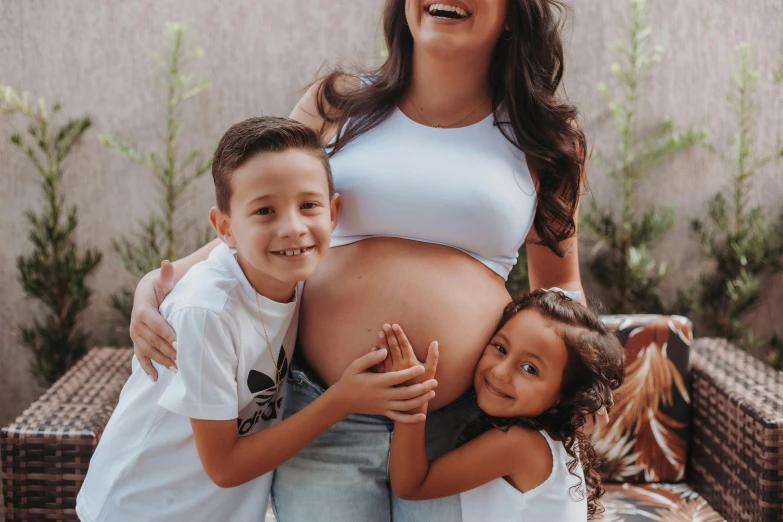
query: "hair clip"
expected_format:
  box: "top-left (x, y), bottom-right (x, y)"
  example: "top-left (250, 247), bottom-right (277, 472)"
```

top-left (543, 287), bottom-right (583, 303)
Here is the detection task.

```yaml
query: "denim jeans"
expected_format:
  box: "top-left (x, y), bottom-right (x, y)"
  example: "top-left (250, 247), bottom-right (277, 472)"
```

top-left (271, 364), bottom-right (481, 521)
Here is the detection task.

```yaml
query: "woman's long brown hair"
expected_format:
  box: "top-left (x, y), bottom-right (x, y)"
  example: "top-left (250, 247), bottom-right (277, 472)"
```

top-left (314, 0), bottom-right (586, 256)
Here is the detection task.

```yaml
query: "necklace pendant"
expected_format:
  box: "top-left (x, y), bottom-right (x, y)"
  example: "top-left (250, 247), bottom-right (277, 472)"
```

top-left (432, 123), bottom-right (441, 128)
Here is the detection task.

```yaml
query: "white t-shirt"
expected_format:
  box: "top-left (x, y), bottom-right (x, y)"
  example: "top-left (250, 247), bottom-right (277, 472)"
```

top-left (76, 242), bottom-right (299, 522)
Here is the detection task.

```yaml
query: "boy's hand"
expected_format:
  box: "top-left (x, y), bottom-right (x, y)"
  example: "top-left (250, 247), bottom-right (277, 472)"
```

top-left (378, 324), bottom-right (439, 385)
top-left (327, 348), bottom-right (439, 423)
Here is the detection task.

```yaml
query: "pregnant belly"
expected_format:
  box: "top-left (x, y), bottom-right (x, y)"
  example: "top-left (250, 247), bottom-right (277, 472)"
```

top-left (298, 237), bottom-right (513, 410)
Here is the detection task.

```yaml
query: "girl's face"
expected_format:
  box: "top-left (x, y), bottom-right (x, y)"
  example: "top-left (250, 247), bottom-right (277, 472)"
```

top-left (405, 0), bottom-right (508, 57)
top-left (473, 309), bottom-right (569, 419)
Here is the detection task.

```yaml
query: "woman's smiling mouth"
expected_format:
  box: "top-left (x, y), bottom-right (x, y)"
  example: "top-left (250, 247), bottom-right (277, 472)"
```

top-left (425, 2), bottom-right (471, 20)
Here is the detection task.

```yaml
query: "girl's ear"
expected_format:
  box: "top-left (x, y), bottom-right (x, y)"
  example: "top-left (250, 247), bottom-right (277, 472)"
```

top-left (210, 206), bottom-right (236, 247)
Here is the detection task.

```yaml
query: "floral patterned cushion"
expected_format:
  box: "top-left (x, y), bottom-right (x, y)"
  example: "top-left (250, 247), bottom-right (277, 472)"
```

top-left (593, 315), bottom-right (693, 483)
top-left (599, 483), bottom-right (725, 521)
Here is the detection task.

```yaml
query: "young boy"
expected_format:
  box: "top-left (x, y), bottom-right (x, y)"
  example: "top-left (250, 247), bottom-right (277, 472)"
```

top-left (76, 117), bottom-right (438, 522)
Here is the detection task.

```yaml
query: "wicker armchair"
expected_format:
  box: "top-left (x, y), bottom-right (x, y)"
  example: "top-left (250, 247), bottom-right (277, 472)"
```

top-left (595, 321), bottom-right (783, 522)
top-left (1, 348), bottom-right (133, 521)
top-left (689, 338), bottom-right (783, 521)
top-left (2, 322), bottom-right (782, 521)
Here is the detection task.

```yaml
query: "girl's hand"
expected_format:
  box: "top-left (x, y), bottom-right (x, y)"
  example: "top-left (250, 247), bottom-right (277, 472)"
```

top-left (328, 348), bottom-right (439, 423)
top-left (130, 260), bottom-right (178, 381)
top-left (378, 324), bottom-right (439, 385)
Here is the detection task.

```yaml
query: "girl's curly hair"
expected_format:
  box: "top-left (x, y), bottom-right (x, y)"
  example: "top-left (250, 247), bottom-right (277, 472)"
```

top-left (460, 289), bottom-right (625, 519)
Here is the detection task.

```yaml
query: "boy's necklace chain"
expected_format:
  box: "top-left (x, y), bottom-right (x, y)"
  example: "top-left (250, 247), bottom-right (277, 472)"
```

top-left (256, 292), bottom-right (284, 384)
top-left (234, 251), bottom-right (285, 383)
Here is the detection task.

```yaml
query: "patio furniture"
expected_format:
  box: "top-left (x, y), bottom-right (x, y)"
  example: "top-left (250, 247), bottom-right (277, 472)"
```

top-left (2, 317), bottom-right (782, 521)
top-left (596, 317), bottom-right (782, 521)
top-left (1, 348), bottom-right (132, 521)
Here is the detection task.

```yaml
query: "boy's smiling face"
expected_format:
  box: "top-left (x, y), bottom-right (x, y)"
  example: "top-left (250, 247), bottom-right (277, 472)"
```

top-left (211, 148), bottom-right (340, 301)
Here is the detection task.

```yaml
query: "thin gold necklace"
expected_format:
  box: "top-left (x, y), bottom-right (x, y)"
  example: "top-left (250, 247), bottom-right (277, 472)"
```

top-left (407, 94), bottom-right (490, 128)
top-left (256, 291), bottom-right (284, 384)
top-left (233, 250), bottom-right (285, 382)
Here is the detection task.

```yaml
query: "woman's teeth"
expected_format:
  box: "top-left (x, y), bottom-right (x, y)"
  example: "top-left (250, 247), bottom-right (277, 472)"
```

top-left (427, 3), bottom-right (469, 19)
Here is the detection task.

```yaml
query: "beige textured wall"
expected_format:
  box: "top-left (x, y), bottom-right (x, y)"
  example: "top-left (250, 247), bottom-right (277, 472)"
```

top-left (0, 0), bottom-right (385, 426)
top-left (1, 0), bottom-right (782, 428)
top-left (568, 1), bottom-right (783, 333)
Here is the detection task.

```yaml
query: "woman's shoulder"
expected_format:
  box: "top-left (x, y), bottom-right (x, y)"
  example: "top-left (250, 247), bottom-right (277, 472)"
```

top-left (290, 73), bottom-right (362, 140)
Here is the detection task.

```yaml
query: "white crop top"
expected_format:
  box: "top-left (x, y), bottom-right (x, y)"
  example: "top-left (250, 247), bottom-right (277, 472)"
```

top-left (459, 430), bottom-right (588, 521)
top-left (328, 107), bottom-right (537, 280)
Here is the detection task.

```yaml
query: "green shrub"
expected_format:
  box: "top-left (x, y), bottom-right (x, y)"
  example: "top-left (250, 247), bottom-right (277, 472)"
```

top-left (582, 0), bottom-right (707, 314)
top-left (677, 43), bottom-right (783, 358)
top-left (100, 23), bottom-right (213, 325)
top-left (1, 86), bottom-right (102, 385)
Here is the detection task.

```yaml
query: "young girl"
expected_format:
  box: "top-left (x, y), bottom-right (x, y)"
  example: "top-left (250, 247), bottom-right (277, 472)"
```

top-left (378, 288), bottom-right (625, 521)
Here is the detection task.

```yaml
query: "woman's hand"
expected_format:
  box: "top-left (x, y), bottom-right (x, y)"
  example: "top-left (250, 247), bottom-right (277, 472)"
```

top-left (327, 348), bottom-right (439, 423)
top-left (130, 260), bottom-right (178, 381)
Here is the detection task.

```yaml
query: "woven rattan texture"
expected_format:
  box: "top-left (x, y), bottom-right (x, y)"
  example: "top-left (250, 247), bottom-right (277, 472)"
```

top-left (690, 338), bottom-right (783, 522)
top-left (7, 337), bottom-right (783, 521)
top-left (1, 348), bottom-right (132, 521)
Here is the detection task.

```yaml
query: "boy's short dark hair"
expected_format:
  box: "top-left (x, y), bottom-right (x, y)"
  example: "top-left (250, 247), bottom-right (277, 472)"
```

top-left (212, 116), bottom-right (333, 213)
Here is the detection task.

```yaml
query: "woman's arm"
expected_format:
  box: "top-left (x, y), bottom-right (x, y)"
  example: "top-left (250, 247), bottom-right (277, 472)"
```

top-left (170, 237), bottom-right (221, 284)
top-left (191, 349), bottom-right (437, 488)
top-left (526, 227), bottom-right (585, 306)
top-left (130, 238), bottom-right (221, 380)
top-left (289, 74), bottom-right (359, 141)
top-left (526, 126), bottom-right (587, 306)
top-left (290, 83), bottom-right (330, 133)
top-left (525, 167), bottom-right (585, 306)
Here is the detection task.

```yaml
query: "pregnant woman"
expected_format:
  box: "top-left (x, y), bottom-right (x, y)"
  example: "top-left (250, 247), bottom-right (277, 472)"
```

top-left (130, 0), bottom-right (593, 520)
